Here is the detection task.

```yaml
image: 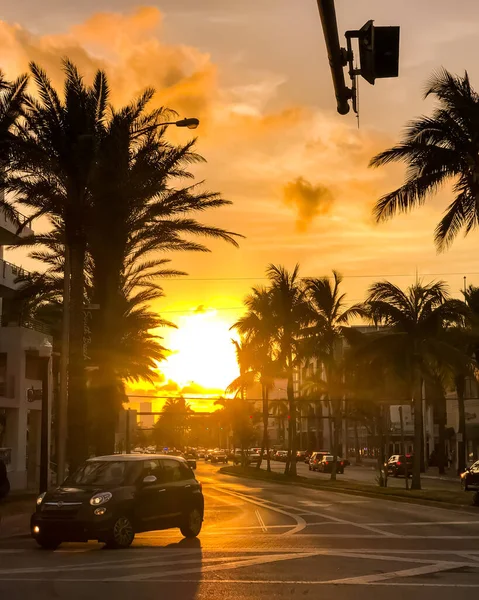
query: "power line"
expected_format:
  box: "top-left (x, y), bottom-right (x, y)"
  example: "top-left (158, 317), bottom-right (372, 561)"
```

top-left (161, 272), bottom-right (479, 282)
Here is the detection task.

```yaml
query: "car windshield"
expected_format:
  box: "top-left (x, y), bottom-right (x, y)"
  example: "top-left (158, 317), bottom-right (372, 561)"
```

top-left (65, 461), bottom-right (128, 486)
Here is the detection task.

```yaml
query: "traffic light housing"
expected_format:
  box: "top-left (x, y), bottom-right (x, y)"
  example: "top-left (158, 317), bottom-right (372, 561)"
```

top-left (358, 20), bottom-right (400, 85)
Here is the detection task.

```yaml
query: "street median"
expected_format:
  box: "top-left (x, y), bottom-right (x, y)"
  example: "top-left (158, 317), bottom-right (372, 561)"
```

top-left (219, 465), bottom-right (478, 511)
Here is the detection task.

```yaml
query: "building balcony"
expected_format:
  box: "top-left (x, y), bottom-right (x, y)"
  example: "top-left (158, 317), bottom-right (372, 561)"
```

top-left (1, 315), bottom-right (51, 335)
top-left (0, 259), bottom-right (29, 297)
top-left (0, 208), bottom-right (33, 245)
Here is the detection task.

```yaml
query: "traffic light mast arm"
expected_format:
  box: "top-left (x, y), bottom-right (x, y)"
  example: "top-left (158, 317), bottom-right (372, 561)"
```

top-left (316, 0), bottom-right (352, 115)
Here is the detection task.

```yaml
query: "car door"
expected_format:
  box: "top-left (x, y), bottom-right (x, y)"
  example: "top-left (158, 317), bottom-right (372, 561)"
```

top-left (135, 459), bottom-right (170, 531)
top-left (157, 459), bottom-right (187, 522)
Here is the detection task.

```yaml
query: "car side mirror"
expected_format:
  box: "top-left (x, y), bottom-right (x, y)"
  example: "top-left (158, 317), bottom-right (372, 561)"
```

top-left (142, 475), bottom-right (157, 485)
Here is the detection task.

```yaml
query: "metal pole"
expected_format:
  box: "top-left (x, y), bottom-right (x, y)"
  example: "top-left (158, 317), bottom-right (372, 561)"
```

top-left (316, 0), bottom-right (351, 114)
top-left (39, 356), bottom-right (50, 494)
top-left (125, 409), bottom-right (131, 454)
top-left (399, 406), bottom-right (409, 490)
top-left (57, 247), bottom-right (70, 483)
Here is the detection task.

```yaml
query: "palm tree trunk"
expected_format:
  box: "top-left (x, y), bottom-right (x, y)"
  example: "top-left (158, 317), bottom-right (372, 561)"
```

top-left (354, 419), bottom-right (362, 465)
top-left (284, 369), bottom-right (297, 476)
top-left (456, 375), bottom-right (467, 473)
top-left (411, 381), bottom-right (423, 490)
top-left (330, 399), bottom-right (340, 481)
top-left (436, 392), bottom-right (447, 475)
top-left (67, 240), bottom-right (88, 471)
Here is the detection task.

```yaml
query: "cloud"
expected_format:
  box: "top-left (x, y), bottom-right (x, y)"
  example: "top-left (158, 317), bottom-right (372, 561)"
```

top-left (282, 177), bottom-right (334, 232)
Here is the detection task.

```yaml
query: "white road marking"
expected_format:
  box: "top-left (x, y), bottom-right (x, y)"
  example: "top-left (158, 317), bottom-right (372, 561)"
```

top-left (255, 509), bottom-right (268, 533)
top-left (365, 521), bottom-right (479, 527)
top-left (325, 561), bottom-right (464, 585)
top-left (211, 486), bottom-right (306, 535)
top-left (223, 490), bottom-right (400, 538)
top-left (112, 551), bottom-right (323, 582)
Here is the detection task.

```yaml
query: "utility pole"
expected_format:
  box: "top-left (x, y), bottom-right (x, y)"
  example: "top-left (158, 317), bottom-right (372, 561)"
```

top-left (57, 248), bottom-right (70, 484)
top-left (399, 405), bottom-right (409, 490)
top-left (316, 0), bottom-right (351, 114)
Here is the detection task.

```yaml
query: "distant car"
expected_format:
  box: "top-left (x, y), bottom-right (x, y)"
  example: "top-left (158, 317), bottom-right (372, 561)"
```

top-left (184, 454), bottom-right (197, 470)
top-left (296, 450), bottom-right (307, 462)
top-left (386, 454), bottom-right (413, 477)
top-left (461, 460), bottom-right (479, 506)
top-left (205, 449), bottom-right (215, 461)
top-left (317, 455), bottom-right (345, 474)
top-left (248, 452), bottom-right (261, 465)
top-left (210, 450), bottom-right (228, 464)
top-left (197, 450), bottom-right (206, 459)
top-left (275, 450), bottom-right (288, 462)
top-left (308, 451), bottom-right (330, 471)
top-left (31, 454), bottom-right (204, 550)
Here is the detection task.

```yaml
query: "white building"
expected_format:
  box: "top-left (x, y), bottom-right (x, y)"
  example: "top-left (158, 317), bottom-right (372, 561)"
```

top-left (0, 207), bottom-right (53, 490)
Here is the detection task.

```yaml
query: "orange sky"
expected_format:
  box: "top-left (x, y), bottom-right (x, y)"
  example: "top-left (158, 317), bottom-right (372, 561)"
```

top-left (3, 1), bottom-right (479, 395)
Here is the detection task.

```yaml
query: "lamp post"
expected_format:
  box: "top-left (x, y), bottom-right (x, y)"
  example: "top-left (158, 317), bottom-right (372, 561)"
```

top-left (56, 116), bottom-right (199, 482)
top-left (39, 339), bottom-right (53, 494)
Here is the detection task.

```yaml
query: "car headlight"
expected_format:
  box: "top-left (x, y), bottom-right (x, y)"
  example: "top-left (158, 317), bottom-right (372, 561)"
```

top-left (36, 492), bottom-right (46, 506)
top-left (90, 492), bottom-right (112, 506)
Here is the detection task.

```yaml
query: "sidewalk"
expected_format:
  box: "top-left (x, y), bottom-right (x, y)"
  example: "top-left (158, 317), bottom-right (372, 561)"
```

top-left (0, 492), bottom-right (36, 539)
top-left (349, 459), bottom-right (461, 483)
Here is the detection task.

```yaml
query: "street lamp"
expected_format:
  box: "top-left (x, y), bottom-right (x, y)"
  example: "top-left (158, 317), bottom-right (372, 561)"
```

top-left (162, 117), bottom-right (200, 129)
top-left (39, 339), bottom-right (53, 494)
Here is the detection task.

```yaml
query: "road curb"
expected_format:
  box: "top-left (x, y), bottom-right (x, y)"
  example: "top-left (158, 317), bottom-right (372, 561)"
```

top-left (219, 467), bottom-right (479, 514)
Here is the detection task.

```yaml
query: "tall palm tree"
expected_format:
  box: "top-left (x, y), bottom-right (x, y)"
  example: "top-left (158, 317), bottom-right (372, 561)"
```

top-left (370, 69), bottom-right (479, 250)
top-left (4, 60), bottom-right (109, 469)
top-left (305, 271), bottom-right (363, 480)
top-left (214, 396), bottom-right (255, 462)
top-left (87, 96), bottom-right (239, 454)
top-left (361, 280), bottom-right (472, 489)
top-left (267, 264), bottom-right (312, 476)
top-left (233, 288), bottom-right (274, 471)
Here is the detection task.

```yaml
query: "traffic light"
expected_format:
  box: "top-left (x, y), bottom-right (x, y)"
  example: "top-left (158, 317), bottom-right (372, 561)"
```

top-left (358, 20), bottom-right (400, 85)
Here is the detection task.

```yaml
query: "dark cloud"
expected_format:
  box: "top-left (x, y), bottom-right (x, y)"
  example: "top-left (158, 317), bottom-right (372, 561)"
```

top-left (283, 177), bottom-right (334, 232)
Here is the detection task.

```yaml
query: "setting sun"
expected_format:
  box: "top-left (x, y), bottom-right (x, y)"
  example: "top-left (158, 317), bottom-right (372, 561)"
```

top-left (160, 308), bottom-right (239, 392)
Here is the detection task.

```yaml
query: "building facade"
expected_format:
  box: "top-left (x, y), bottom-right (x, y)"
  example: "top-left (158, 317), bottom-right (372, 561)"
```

top-left (0, 207), bottom-right (53, 490)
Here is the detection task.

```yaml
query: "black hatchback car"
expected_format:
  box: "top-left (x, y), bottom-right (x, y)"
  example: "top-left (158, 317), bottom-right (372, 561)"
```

top-left (31, 454), bottom-right (204, 550)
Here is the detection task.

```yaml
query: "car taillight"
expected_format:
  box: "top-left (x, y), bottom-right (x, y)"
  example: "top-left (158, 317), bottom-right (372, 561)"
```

top-left (325, 461), bottom-right (329, 465)
top-left (340, 461), bottom-right (344, 466)
top-left (397, 461), bottom-right (402, 465)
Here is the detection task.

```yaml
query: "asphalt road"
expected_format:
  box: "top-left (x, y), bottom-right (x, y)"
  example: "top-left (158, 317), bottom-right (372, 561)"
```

top-left (1, 461), bottom-right (479, 599)
top-left (264, 459), bottom-right (462, 490)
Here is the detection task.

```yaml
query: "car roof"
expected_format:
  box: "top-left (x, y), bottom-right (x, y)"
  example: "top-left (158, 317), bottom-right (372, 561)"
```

top-left (86, 454), bottom-right (184, 462)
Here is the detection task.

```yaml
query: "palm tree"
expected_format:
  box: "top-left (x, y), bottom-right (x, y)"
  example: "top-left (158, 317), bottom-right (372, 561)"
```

top-left (87, 97), bottom-right (239, 454)
top-left (213, 396), bottom-right (255, 461)
top-left (4, 60), bottom-right (109, 470)
top-left (360, 280), bottom-right (472, 489)
top-left (305, 271), bottom-right (363, 480)
top-left (267, 264), bottom-right (312, 476)
top-left (232, 288), bottom-right (274, 471)
top-left (271, 399), bottom-right (289, 447)
top-left (0, 70), bottom-right (28, 208)
top-left (153, 397), bottom-right (193, 449)
top-left (370, 69), bottom-right (479, 250)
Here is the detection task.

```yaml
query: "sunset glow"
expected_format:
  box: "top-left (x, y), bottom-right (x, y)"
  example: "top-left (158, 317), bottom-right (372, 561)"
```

top-left (159, 309), bottom-right (239, 392)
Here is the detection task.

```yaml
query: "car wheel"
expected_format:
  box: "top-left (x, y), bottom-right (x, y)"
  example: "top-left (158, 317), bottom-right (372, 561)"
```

top-left (36, 536), bottom-right (61, 550)
top-left (180, 507), bottom-right (203, 538)
top-left (105, 516), bottom-right (135, 549)
top-left (308, 465), bottom-right (312, 471)
top-left (461, 478), bottom-right (469, 492)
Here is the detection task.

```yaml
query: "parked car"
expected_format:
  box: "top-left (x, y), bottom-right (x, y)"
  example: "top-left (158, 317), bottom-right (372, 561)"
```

top-left (210, 450), bottom-right (228, 464)
top-left (319, 455), bottom-right (346, 474)
top-left (461, 460), bottom-right (479, 506)
top-left (308, 451), bottom-right (331, 471)
top-left (31, 454), bottom-right (204, 550)
top-left (247, 452), bottom-right (261, 465)
top-left (296, 450), bottom-right (307, 462)
top-left (197, 449), bottom-right (206, 459)
top-left (274, 450), bottom-right (288, 462)
top-left (386, 454), bottom-right (413, 477)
